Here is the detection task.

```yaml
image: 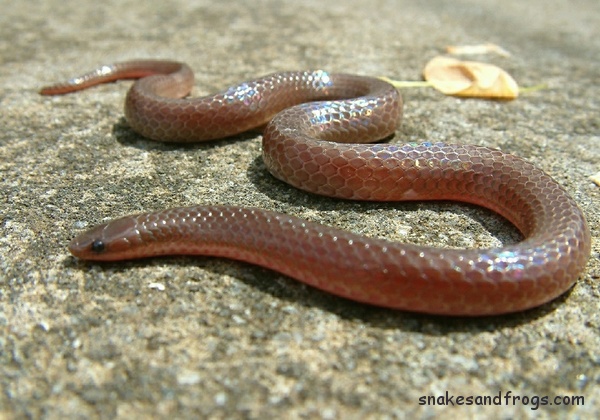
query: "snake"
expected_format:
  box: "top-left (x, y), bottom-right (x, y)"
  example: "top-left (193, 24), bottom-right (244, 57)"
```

top-left (40, 59), bottom-right (591, 315)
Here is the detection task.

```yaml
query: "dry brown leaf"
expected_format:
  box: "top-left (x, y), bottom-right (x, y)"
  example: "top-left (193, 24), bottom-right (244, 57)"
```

top-left (446, 43), bottom-right (511, 57)
top-left (423, 56), bottom-right (519, 99)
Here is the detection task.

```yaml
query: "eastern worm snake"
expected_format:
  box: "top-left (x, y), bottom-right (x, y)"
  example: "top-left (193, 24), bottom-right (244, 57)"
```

top-left (41, 60), bottom-right (591, 315)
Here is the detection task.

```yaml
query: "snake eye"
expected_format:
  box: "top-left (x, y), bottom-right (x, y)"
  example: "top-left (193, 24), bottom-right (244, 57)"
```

top-left (91, 239), bottom-right (106, 253)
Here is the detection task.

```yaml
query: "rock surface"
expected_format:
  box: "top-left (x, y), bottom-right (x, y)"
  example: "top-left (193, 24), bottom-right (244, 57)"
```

top-left (1, 0), bottom-right (598, 417)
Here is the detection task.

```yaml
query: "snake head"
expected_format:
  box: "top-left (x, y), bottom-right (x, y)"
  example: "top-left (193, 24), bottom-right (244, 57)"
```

top-left (69, 216), bottom-right (140, 261)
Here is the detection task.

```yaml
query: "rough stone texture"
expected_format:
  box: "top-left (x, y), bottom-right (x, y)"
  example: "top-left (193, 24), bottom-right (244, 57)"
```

top-left (1, 0), bottom-right (598, 418)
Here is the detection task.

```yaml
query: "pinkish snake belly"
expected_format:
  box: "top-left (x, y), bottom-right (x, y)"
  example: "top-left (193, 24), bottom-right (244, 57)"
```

top-left (40, 60), bottom-right (591, 315)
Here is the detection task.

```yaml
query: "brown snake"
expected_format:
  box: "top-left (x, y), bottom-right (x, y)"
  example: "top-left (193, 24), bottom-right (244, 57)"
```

top-left (40, 60), bottom-right (591, 315)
